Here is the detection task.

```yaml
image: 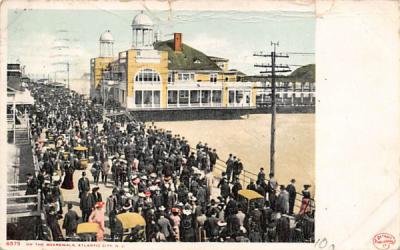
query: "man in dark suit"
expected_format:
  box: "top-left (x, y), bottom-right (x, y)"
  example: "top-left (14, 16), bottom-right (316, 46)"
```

top-left (157, 213), bottom-right (174, 241)
top-left (80, 191), bottom-right (94, 222)
top-left (204, 213), bottom-right (219, 241)
top-left (90, 186), bottom-right (103, 205)
top-left (25, 173), bottom-right (38, 195)
top-left (78, 172), bottom-right (90, 199)
top-left (233, 159), bottom-right (243, 181)
top-left (208, 149), bottom-right (219, 172)
top-left (63, 203), bottom-right (80, 237)
top-left (257, 168), bottom-right (266, 185)
top-left (286, 179), bottom-right (297, 215)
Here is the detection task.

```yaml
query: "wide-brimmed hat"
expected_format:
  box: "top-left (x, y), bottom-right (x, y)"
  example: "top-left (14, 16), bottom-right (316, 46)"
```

top-left (123, 203), bottom-right (132, 210)
top-left (150, 173), bottom-right (157, 178)
top-left (138, 192), bottom-right (146, 198)
top-left (159, 206), bottom-right (166, 211)
top-left (217, 221), bottom-right (227, 227)
top-left (183, 209), bottom-right (192, 215)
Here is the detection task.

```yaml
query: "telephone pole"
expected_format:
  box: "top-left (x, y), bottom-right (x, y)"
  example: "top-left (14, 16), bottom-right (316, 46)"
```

top-left (254, 42), bottom-right (290, 175)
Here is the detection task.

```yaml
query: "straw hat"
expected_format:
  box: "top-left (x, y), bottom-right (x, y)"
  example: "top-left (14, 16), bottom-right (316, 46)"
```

top-left (183, 209), bottom-right (192, 215)
top-left (217, 221), bottom-right (227, 227)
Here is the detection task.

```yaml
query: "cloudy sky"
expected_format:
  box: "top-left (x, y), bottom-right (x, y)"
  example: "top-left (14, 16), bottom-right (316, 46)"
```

top-left (8, 9), bottom-right (314, 79)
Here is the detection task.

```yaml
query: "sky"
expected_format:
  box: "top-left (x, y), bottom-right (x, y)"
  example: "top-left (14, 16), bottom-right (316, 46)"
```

top-left (7, 9), bottom-right (315, 79)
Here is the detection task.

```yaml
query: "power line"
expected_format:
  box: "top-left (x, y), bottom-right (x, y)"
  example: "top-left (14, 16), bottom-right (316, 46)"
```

top-left (284, 52), bottom-right (315, 55)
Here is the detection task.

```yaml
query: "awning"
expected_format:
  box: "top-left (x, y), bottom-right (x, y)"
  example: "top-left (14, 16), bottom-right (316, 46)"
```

top-left (7, 89), bottom-right (34, 105)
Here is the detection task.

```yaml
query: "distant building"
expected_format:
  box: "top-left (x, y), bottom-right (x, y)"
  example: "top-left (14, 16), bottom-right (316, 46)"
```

top-left (90, 11), bottom-right (255, 110)
top-left (90, 11), bottom-right (315, 110)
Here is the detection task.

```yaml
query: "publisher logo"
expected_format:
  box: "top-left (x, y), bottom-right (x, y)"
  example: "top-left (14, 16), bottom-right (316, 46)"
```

top-left (373, 233), bottom-right (396, 250)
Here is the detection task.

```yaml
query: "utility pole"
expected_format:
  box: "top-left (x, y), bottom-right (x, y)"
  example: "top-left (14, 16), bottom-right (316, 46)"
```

top-left (254, 42), bottom-right (290, 175)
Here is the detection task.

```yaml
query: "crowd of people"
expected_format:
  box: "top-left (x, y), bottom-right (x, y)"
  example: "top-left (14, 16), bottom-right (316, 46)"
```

top-left (24, 83), bottom-right (314, 242)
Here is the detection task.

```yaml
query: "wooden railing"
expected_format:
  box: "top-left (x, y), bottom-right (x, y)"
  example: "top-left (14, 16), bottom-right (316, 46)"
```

top-left (7, 183), bottom-right (41, 218)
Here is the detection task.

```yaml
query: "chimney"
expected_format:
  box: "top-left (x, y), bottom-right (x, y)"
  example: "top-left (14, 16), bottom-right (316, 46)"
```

top-left (174, 33), bottom-right (182, 52)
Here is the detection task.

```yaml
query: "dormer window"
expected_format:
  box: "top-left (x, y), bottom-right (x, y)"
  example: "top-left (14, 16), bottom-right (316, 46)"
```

top-left (194, 58), bottom-right (201, 64)
top-left (177, 73), bottom-right (195, 81)
top-left (210, 73), bottom-right (217, 83)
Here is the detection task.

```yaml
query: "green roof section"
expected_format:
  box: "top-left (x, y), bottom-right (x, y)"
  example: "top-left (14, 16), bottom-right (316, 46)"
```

top-left (289, 64), bottom-right (315, 82)
top-left (240, 64), bottom-right (315, 83)
top-left (154, 39), bottom-right (222, 71)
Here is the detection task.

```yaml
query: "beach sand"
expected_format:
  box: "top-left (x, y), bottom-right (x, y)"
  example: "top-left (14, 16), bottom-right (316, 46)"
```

top-left (153, 113), bottom-right (315, 195)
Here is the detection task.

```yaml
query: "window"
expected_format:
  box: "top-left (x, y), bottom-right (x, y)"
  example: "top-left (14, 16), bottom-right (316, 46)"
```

top-left (310, 83), bottom-right (315, 91)
top-left (143, 91), bottom-right (153, 106)
top-left (168, 91), bottom-right (178, 104)
top-left (284, 82), bottom-right (289, 91)
top-left (229, 90), bottom-right (235, 104)
top-left (190, 90), bottom-right (200, 104)
top-left (134, 69), bottom-right (161, 84)
top-left (168, 72), bottom-right (175, 83)
top-left (135, 91), bottom-right (142, 105)
top-left (236, 90), bottom-right (243, 104)
top-left (201, 90), bottom-right (211, 104)
top-left (212, 90), bottom-right (222, 103)
top-left (245, 90), bottom-right (251, 104)
top-left (154, 91), bottom-right (160, 106)
top-left (210, 73), bottom-right (217, 83)
top-left (194, 58), bottom-right (201, 64)
top-left (179, 90), bottom-right (189, 104)
top-left (177, 73), bottom-right (195, 81)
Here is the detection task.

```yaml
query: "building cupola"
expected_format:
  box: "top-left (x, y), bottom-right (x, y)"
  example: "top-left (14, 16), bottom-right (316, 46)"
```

top-left (131, 11), bottom-right (154, 50)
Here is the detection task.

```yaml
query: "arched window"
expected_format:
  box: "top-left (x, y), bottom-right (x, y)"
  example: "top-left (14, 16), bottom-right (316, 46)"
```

top-left (134, 68), bottom-right (161, 84)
